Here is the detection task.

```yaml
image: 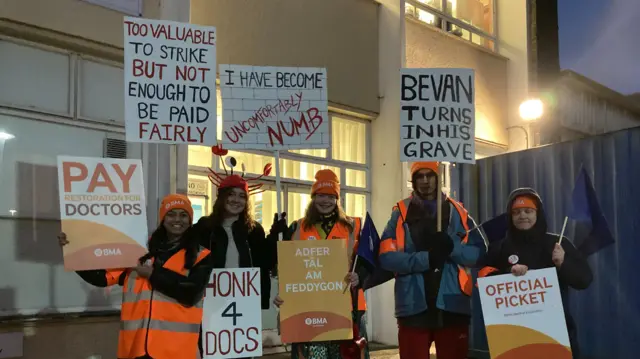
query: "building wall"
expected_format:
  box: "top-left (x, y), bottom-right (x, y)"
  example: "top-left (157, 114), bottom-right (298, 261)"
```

top-left (191, 0), bottom-right (380, 115)
top-left (0, 0), bottom-right (161, 47)
top-left (405, 19), bottom-right (509, 147)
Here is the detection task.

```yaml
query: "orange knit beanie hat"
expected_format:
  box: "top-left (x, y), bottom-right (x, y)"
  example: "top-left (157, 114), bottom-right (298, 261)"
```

top-left (158, 194), bottom-right (193, 223)
top-left (311, 169), bottom-right (340, 198)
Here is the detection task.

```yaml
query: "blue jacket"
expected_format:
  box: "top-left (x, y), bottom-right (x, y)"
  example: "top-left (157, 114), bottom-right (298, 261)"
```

top-left (379, 196), bottom-right (487, 318)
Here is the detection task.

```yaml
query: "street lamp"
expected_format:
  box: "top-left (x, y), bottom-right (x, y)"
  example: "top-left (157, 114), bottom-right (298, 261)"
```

top-left (507, 99), bottom-right (544, 149)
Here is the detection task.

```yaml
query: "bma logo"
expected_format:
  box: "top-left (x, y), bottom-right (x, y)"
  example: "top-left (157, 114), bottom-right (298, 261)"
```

top-left (94, 248), bottom-right (123, 257)
top-left (304, 317), bottom-right (328, 326)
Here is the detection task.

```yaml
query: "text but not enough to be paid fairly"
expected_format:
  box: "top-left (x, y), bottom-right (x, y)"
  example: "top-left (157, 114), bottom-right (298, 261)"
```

top-left (399, 68), bottom-right (476, 164)
top-left (123, 17), bottom-right (218, 146)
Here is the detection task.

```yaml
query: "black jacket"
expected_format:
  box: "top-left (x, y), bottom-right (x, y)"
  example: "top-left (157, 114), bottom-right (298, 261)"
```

top-left (481, 188), bottom-right (593, 358)
top-left (192, 216), bottom-right (277, 310)
top-left (76, 242), bottom-right (213, 308)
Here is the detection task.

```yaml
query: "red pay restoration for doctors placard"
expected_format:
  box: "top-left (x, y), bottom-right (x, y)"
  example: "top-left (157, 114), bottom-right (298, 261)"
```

top-left (57, 156), bottom-right (148, 271)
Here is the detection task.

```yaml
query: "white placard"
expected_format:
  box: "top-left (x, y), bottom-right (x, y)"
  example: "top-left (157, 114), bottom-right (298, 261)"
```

top-left (219, 64), bottom-right (329, 150)
top-left (478, 268), bottom-right (572, 358)
top-left (203, 268), bottom-right (263, 359)
top-left (400, 68), bottom-right (475, 164)
top-left (124, 17), bottom-right (217, 145)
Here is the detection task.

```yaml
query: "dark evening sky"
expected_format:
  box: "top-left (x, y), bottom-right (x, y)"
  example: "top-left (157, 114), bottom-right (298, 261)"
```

top-left (558, 0), bottom-right (640, 95)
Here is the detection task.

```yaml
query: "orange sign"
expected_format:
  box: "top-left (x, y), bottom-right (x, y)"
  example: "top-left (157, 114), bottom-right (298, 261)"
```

top-left (277, 240), bottom-right (353, 343)
top-left (57, 156), bottom-right (148, 270)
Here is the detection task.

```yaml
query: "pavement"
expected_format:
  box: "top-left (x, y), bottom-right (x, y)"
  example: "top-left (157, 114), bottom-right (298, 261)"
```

top-left (257, 343), bottom-right (409, 359)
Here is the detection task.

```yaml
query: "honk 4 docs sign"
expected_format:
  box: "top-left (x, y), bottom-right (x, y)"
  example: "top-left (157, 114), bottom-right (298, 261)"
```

top-left (57, 156), bottom-right (148, 271)
top-left (277, 240), bottom-right (353, 343)
top-left (477, 268), bottom-right (572, 359)
top-left (202, 268), bottom-right (262, 359)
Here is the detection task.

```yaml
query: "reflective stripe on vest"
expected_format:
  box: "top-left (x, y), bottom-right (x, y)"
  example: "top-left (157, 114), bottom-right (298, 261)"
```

top-left (394, 197), bottom-right (473, 296)
top-left (117, 246), bottom-right (210, 359)
top-left (293, 217), bottom-right (367, 311)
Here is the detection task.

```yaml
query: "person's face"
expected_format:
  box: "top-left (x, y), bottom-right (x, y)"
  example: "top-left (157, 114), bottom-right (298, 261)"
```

top-left (314, 194), bottom-right (338, 214)
top-left (224, 188), bottom-right (248, 216)
top-left (512, 208), bottom-right (537, 230)
top-left (163, 209), bottom-right (191, 237)
top-left (414, 169), bottom-right (438, 198)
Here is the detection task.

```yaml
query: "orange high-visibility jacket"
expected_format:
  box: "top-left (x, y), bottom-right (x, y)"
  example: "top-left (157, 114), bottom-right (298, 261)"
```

top-left (292, 217), bottom-right (367, 311)
top-left (381, 197), bottom-right (474, 296)
top-left (104, 247), bottom-right (210, 359)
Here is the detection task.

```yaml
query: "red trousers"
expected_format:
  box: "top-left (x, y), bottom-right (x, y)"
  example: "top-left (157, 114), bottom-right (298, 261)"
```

top-left (398, 324), bottom-right (469, 359)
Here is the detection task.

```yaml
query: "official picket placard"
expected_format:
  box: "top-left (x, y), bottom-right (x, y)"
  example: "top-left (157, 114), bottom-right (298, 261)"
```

top-left (277, 240), bottom-right (353, 343)
top-left (124, 17), bottom-right (217, 145)
top-left (219, 64), bottom-right (329, 150)
top-left (203, 268), bottom-right (262, 359)
top-left (478, 268), bottom-right (572, 359)
top-left (57, 156), bottom-right (148, 271)
top-left (400, 68), bottom-right (475, 164)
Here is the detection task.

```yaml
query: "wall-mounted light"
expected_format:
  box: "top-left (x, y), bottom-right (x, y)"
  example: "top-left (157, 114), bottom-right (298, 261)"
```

top-left (519, 99), bottom-right (544, 122)
top-left (0, 131), bottom-right (15, 140)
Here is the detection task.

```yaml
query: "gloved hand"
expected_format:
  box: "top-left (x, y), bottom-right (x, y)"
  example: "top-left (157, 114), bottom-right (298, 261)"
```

top-left (428, 232), bottom-right (454, 270)
top-left (269, 212), bottom-right (288, 237)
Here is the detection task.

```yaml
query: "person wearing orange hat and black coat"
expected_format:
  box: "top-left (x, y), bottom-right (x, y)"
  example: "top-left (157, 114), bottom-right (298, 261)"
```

top-left (192, 152), bottom-right (286, 358)
top-left (478, 188), bottom-right (592, 359)
top-left (273, 169), bottom-right (371, 359)
top-left (58, 194), bottom-right (214, 359)
top-left (378, 162), bottom-right (487, 359)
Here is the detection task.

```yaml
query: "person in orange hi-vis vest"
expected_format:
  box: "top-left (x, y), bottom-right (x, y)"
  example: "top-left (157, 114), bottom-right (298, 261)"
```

top-left (58, 194), bottom-right (214, 359)
top-left (273, 169), bottom-right (371, 359)
top-left (378, 162), bottom-right (487, 359)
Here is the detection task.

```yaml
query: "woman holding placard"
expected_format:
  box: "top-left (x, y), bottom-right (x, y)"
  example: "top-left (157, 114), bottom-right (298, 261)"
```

top-left (273, 169), bottom-right (370, 359)
top-left (192, 145), bottom-right (287, 358)
top-left (478, 188), bottom-right (593, 359)
top-left (58, 193), bottom-right (214, 359)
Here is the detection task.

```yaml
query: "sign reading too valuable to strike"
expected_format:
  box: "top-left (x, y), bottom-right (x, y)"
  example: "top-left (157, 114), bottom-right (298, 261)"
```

top-left (57, 156), bottom-right (148, 271)
top-left (124, 17), bottom-right (217, 145)
top-left (203, 268), bottom-right (262, 359)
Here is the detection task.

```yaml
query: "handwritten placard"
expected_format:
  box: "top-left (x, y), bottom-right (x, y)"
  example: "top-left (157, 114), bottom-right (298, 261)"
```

top-left (219, 65), bottom-right (329, 150)
top-left (400, 68), bottom-right (475, 164)
top-left (203, 268), bottom-right (262, 359)
top-left (124, 17), bottom-right (217, 145)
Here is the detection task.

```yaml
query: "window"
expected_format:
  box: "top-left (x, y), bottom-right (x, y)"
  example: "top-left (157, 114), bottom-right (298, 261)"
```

top-left (188, 91), bottom-right (371, 229)
top-left (405, 0), bottom-right (496, 51)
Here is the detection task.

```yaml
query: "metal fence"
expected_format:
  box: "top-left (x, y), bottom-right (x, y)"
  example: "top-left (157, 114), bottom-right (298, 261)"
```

top-left (452, 126), bottom-right (640, 359)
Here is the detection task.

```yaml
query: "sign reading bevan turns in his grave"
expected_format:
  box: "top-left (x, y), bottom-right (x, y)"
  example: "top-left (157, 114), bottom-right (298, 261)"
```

top-left (400, 68), bottom-right (476, 164)
top-left (277, 240), bottom-right (353, 343)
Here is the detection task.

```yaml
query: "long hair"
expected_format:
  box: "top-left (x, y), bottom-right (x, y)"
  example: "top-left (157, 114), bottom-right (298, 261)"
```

top-left (138, 221), bottom-right (198, 270)
top-left (209, 187), bottom-right (255, 230)
top-left (302, 196), bottom-right (353, 232)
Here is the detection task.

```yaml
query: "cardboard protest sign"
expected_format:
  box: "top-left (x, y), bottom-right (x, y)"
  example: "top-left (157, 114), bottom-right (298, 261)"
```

top-left (124, 17), bottom-right (217, 145)
top-left (57, 156), bottom-right (147, 270)
top-left (400, 68), bottom-right (475, 164)
top-left (277, 240), bottom-right (353, 343)
top-left (202, 268), bottom-right (262, 359)
top-left (219, 64), bottom-right (329, 150)
top-left (478, 268), bottom-right (572, 359)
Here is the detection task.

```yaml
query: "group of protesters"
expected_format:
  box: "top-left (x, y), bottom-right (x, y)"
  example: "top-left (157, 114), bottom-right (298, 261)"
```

top-left (57, 156), bottom-right (593, 359)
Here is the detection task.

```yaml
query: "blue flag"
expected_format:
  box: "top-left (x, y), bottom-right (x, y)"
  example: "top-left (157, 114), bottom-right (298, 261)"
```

top-left (479, 213), bottom-right (508, 244)
top-left (568, 166), bottom-right (615, 256)
top-left (356, 212), bottom-right (379, 268)
top-left (357, 212), bottom-right (394, 290)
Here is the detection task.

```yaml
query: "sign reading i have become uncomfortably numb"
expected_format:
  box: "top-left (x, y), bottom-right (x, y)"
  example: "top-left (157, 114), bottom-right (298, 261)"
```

top-left (219, 65), bottom-right (329, 150)
top-left (400, 68), bottom-right (476, 164)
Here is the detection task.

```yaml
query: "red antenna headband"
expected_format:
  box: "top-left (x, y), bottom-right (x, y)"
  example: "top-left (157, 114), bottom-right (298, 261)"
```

top-left (207, 144), bottom-right (272, 196)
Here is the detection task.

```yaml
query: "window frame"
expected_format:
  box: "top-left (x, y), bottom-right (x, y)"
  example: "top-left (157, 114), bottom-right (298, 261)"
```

top-left (188, 112), bottom-right (372, 220)
top-left (405, 0), bottom-right (498, 51)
